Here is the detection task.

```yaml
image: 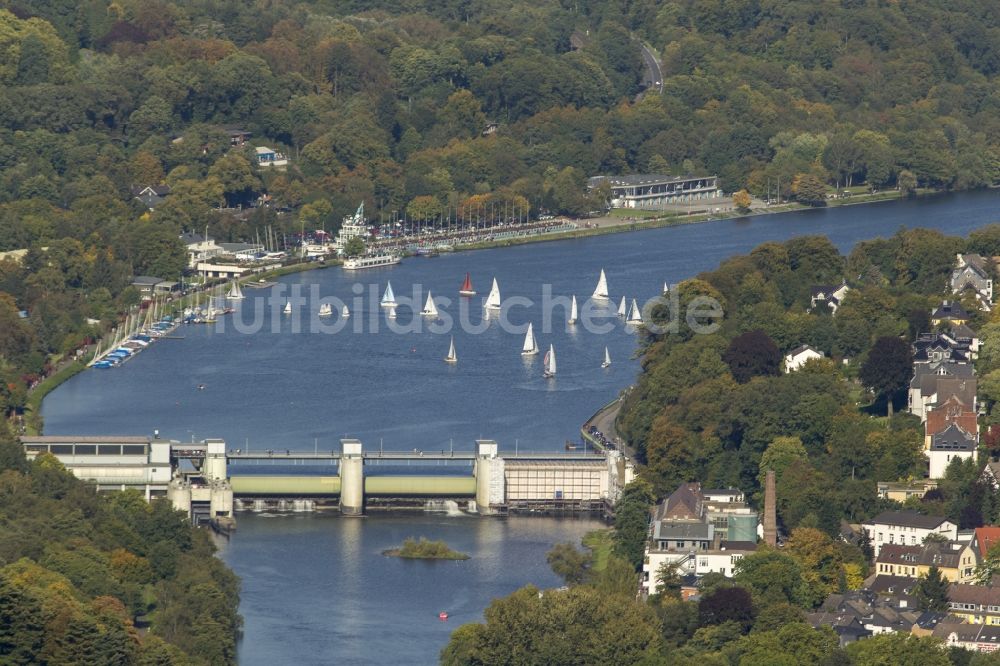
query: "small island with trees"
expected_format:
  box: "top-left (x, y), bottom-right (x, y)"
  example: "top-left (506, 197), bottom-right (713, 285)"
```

top-left (383, 537), bottom-right (470, 561)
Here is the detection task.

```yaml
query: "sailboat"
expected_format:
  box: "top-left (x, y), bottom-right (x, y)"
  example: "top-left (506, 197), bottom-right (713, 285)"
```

top-left (592, 269), bottom-right (609, 300)
top-left (421, 291), bottom-right (438, 317)
top-left (617, 296), bottom-right (627, 318)
top-left (543, 344), bottom-right (557, 378)
top-left (662, 281), bottom-right (669, 295)
top-left (627, 298), bottom-right (643, 325)
top-left (318, 303), bottom-right (332, 317)
top-left (485, 278), bottom-right (501, 310)
top-left (226, 281), bottom-right (244, 300)
top-left (445, 336), bottom-right (457, 363)
top-left (459, 273), bottom-right (476, 297)
top-left (381, 282), bottom-right (396, 308)
top-left (521, 322), bottom-right (539, 356)
top-left (342, 305), bottom-right (350, 318)
top-left (568, 295), bottom-right (578, 325)
top-left (602, 346), bottom-right (611, 368)
top-left (283, 299), bottom-right (292, 315)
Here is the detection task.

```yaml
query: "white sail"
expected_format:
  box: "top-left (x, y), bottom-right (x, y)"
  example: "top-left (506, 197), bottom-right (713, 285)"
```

top-left (627, 298), bottom-right (643, 324)
top-left (387, 306), bottom-right (396, 320)
top-left (226, 281), bottom-right (244, 300)
top-left (422, 290), bottom-right (438, 316)
top-left (522, 322), bottom-right (538, 355)
top-left (592, 269), bottom-right (609, 300)
top-left (568, 295), bottom-right (578, 324)
top-left (283, 299), bottom-right (291, 314)
top-left (445, 336), bottom-right (457, 363)
top-left (617, 296), bottom-right (626, 317)
top-left (602, 346), bottom-right (611, 368)
top-left (342, 305), bottom-right (350, 318)
top-left (381, 282), bottom-right (396, 307)
top-left (663, 281), bottom-right (669, 294)
top-left (485, 277), bottom-right (501, 310)
top-left (543, 344), bottom-right (557, 377)
top-left (318, 303), bottom-right (332, 317)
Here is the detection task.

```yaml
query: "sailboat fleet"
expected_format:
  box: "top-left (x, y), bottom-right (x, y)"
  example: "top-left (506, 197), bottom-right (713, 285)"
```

top-left (93, 267), bottom-right (654, 376)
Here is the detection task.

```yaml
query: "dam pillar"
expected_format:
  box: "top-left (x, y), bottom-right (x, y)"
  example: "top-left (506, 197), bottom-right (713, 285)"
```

top-left (340, 438), bottom-right (364, 516)
top-left (474, 440), bottom-right (504, 515)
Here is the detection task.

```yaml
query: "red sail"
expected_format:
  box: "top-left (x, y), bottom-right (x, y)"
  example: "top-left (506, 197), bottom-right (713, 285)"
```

top-left (461, 273), bottom-right (473, 292)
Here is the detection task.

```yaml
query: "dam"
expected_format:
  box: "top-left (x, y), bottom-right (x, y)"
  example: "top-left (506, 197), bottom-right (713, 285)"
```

top-left (19, 435), bottom-right (635, 523)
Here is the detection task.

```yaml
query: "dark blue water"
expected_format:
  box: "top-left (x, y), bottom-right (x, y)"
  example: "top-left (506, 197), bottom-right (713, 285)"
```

top-left (215, 514), bottom-right (598, 666)
top-left (41, 190), bottom-right (1000, 664)
top-left (42, 190), bottom-right (1000, 453)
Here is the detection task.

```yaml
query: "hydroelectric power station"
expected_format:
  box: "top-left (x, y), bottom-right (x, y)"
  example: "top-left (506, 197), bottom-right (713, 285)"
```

top-left (20, 435), bottom-right (634, 525)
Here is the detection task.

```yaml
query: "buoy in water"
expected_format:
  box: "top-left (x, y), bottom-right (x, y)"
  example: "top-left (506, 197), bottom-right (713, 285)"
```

top-left (438, 612), bottom-right (448, 621)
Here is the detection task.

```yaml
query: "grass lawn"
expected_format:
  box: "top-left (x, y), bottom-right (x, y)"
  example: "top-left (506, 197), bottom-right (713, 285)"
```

top-left (582, 529), bottom-right (615, 572)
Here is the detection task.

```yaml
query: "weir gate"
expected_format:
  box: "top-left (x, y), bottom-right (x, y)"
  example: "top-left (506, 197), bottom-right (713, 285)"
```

top-left (21, 436), bottom-right (635, 521)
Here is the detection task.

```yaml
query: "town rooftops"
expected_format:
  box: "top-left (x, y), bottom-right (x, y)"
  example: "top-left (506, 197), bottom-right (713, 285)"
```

top-left (653, 521), bottom-right (712, 542)
top-left (876, 542), bottom-right (962, 569)
top-left (131, 275), bottom-right (164, 286)
top-left (868, 510), bottom-right (952, 530)
top-left (654, 482), bottom-right (704, 522)
top-left (787, 344), bottom-right (821, 357)
top-left (973, 527), bottom-right (1000, 558)
top-left (951, 323), bottom-right (978, 340)
top-left (948, 582), bottom-right (1000, 607)
top-left (865, 575), bottom-right (917, 596)
top-left (958, 253), bottom-right (990, 276)
top-left (932, 300), bottom-right (971, 320)
top-left (934, 621), bottom-right (1000, 645)
top-left (930, 424), bottom-right (977, 451)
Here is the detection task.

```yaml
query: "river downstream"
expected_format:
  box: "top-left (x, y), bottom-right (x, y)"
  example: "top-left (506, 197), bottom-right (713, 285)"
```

top-left (41, 189), bottom-right (1000, 664)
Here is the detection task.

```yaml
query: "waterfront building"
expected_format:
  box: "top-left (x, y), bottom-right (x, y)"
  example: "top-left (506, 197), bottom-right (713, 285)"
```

top-left (181, 232), bottom-right (223, 268)
top-left (334, 202), bottom-right (369, 254)
top-left (586, 174), bottom-right (722, 209)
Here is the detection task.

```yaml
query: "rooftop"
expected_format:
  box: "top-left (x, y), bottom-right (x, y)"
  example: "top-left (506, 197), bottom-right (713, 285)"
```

top-left (868, 510), bottom-right (951, 530)
top-left (587, 174), bottom-right (716, 187)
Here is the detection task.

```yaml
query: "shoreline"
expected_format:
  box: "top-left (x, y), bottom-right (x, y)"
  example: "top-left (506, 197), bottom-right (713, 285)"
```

top-left (25, 187), bottom-right (957, 435)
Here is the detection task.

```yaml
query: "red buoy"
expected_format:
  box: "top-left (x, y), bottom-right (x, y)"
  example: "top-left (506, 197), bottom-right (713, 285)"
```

top-left (439, 612), bottom-right (449, 621)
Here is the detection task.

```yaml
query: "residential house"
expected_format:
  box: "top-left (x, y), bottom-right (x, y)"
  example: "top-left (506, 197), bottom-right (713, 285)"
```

top-left (908, 361), bottom-right (976, 421)
top-left (912, 332), bottom-right (972, 365)
top-left (873, 542), bottom-right (974, 583)
top-left (810, 282), bottom-right (850, 313)
top-left (481, 121), bottom-right (499, 136)
top-left (968, 526), bottom-right (1000, 573)
top-left (928, 423), bottom-right (977, 479)
top-left (641, 482), bottom-right (758, 595)
top-left (951, 253), bottom-right (993, 309)
top-left (254, 146), bottom-right (288, 168)
top-left (933, 622), bottom-right (1000, 653)
top-left (226, 128), bottom-right (251, 147)
top-left (132, 185), bottom-right (170, 211)
top-left (947, 583), bottom-right (1000, 626)
top-left (877, 480), bottom-right (938, 503)
top-left (951, 324), bottom-right (981, 357)
top-left (784, 344), bottom-right (825, 372)
top-left (931, 300), bottom-right (972, 327)
top-left (925, 395), bottom-right (979, 449)
top-left (864, 511), bottom-right (958, 556)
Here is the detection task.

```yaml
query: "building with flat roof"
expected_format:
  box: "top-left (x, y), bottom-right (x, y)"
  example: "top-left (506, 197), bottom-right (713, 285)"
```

top-left (587, 174), bottom-right (722, 209)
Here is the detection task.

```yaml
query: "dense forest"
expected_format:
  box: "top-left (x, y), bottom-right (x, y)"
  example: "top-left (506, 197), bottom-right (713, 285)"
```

top-left (443, 226), bottom-right (1000, 665)
top-left (0, 432), bottom-right (240, 664)
top-left (2, 0), bottom-right (1000, 422)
